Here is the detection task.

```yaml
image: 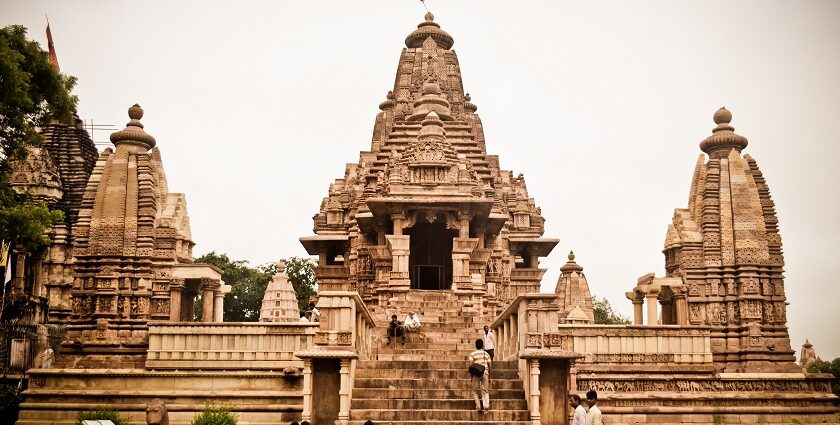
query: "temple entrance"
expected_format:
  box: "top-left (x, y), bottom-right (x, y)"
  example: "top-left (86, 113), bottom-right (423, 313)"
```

top-left (407, 222), bottom-right (456, 290)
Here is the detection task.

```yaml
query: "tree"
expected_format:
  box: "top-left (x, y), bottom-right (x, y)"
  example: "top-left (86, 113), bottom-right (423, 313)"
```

top-left (284, 256), bottom-right (317, 314)
top-left (592, 295), bottom-right (631, 325)
top-left (807, 358), bottom-right (840, 405)
top-left (194, 252), bottom-right (272, 322)
top-left (0, 25), bottom-right (75, 249)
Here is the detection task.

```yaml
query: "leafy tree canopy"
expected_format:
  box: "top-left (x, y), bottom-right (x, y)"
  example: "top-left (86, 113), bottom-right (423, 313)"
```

top-left (195, 251), bottom-right (272, 322)
top-left (284, 256), bottom-right (317, 314)
top-left (0, 25), bottom-right (75, 249)
top-left (592, 295), bottom-right (631, 325)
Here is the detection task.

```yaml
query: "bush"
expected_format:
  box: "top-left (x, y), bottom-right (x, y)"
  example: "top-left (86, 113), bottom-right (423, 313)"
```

top-left (192, 403), bottom-right (237, 425)
top-left (76, 408), bottom-right (130, 425)
top-left (0, 383), bottom-right (23, 425)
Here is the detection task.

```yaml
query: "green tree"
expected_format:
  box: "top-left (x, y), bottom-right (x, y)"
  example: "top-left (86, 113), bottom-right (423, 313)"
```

top-left (284, 256), bottom-right (317, 314)
top-left (807, 357), bottom-right (840, 405)
top-left (592, 295), bottom-right (631, 325)
top-left (195, 252), bottom-right (272, 322)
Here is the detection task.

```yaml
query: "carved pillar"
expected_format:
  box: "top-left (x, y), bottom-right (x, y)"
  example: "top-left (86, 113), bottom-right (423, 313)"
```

top-left (169, 284), bottom-right (182, 321)
top-left (301, 358), bottom-right (313, 421)
top-left (385, 235), bottom-right (410, 292)
top-left (672, 285), bottom-right (688, 325)
top-left (626, 291), bottom-right (644, 325)
top-left (201, 278), bottom-right (217, 323)
top-left (392, 213), bottom-right (406, 236)
top-left (529, 358), bottom-right (541, 425)
top-left (452, 237), bottom-right (479, 291)
top-left (338, 358), bottom-right (351, 425)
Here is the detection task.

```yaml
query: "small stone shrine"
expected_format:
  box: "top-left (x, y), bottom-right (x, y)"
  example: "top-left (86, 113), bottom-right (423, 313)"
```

top-left (259, 260), bottom-right (301, 322)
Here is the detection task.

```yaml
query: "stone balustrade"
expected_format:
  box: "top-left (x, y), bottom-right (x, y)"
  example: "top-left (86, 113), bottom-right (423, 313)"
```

top-left (556, 324), bottom-right (713, 364)
top-left (146, 322), bottom-right (318, 370)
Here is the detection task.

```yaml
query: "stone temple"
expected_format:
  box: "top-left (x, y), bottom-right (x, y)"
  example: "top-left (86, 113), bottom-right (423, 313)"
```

top-left (4, 12), bottom-right (838, 425)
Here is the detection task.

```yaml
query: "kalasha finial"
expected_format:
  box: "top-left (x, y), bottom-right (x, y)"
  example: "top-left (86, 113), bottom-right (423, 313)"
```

top-left (425, 12), bottom-right (434, 22)
top-left (109, 103), bottom-right (156, 149)
top-left (560, 250), bottom-right (583, 273)
top-left (128, 103), bottom-right (144, 120)
top-left (379, 90), bottom-right (396, 111)
top-left (713, 106), bottom-right (732, 125)
top-left (568, 251), bottom-right (576, 261)
top-left (699, 106), bottom-right (747, 157)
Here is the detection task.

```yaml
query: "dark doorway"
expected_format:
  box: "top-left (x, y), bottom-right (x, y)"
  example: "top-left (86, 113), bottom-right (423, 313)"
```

top-left (407, 221), bottom-right (456, 290)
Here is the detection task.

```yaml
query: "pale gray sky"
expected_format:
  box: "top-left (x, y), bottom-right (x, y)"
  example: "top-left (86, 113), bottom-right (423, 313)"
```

top-left (2, 0), bottom-right (838, 360)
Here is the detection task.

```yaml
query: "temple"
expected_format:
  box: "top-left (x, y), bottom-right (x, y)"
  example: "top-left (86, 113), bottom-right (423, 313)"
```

top-left (5, 13), bottom-right (838, 425)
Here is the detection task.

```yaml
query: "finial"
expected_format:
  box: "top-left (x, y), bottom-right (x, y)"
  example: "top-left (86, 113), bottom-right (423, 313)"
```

top-left (560, 250), bottom-right (583, 273)
top-left (425, 12), bottom-right (434, 22)
top-left (713, 106), bottom-right (732, 125)
top-left (568, 251), bottom-right (575, 261)
top-left (379, 90), bottom-right (396, 111)
top-left (276, 259), bottom-right (286, 273)
top-left (405, 11), bottom-right (454, 50)
top-left (109, 103), bottom-right (156, 149)
top-left (699, 106), bottom-right (747, 157)
top-left (464, 92), bottom-right (477, 113)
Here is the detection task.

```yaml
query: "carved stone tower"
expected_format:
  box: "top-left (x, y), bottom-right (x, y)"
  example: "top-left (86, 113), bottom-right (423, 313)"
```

top-left (300, 13), bottom-right (557, 314)
top-left (661, 107), bottom-right (797, 372)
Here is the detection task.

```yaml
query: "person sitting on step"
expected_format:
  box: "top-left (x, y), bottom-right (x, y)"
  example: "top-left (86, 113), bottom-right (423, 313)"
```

top-left (403, 311), bottom-right (422, 340)
top-left (386, 314), bottom-right (405, 345)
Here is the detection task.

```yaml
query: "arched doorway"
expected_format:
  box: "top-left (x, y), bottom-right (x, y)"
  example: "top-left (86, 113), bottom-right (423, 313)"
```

top-left (407, 221), bottom-right (456, 290)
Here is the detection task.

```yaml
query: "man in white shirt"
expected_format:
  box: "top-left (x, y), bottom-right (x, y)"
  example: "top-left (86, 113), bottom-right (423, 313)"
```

top-left (308, 302), bottom-right (320, 322)
top-left (483, 325), bottom-right (496, 360)
top-left (468, 339), bottom-right (491, 412)
top-left (585, 390), bottom-right (603, 425)
top-left (569, 394), bottom-right (587, 425)
top-left (404, 311), bottom-right (421, 333)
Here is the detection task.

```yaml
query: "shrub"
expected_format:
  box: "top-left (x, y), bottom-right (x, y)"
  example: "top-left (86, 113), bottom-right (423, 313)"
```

top-left (0, 383), bottom-right (24, 425)
top-left (76, 408), bottom-right (130, 425)
top-left (192, 403), bottom-right (237, 425)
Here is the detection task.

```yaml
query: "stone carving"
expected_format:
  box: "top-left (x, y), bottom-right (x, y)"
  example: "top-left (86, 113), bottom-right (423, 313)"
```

top-left (578, 378), bottom-right (828, 393)
top-left (34, 348), bottom-right (55, 369)
top-left (146, 398), bottom-right (169, 425)
top-left (591, 353), bottom-right (675, 363)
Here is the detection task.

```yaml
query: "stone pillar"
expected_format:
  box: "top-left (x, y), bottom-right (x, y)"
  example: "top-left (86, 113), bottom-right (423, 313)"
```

top-left (626, 291), bottom-right (644, 325)
top-left (13, 250), bottom-right (25, 292)
top-left (392, 213), bottom-right (406, 236)
top-left (646, 291), bottom-right (658, 325)
top-left (201, 279), bottom-right (216, 323)
top-left (386, 235), bottom-right (410, 292)
top-left (452, 238), bottom-right (478, 291)
top-left (301, 358), bottom-right (313, 422)
top-left (338, 358), bottom-right (351, 425)
top-left (213, 291), bottom-right (224, 322)
top-left (529, 358), bottom-right (541, 425)
top-left (169, 285), bottom-right (182, 321)
top-left (672, 286), bottom-right (688, 326)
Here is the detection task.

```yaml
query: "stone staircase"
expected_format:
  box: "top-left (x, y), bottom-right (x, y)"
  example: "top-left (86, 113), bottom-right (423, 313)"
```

top-left (348, 290), bottom-right (530, 424)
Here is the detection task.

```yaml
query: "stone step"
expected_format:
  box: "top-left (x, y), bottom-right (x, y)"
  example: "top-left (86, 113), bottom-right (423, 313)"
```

top-left (347, 421), bottom-right (530, 425)
top-left (356, 360), bottom-right (517, 369)
top-left (350, 408), bottom-right (530, 421)
top-left (352, 387), bottom-right (525, 400)
top-left (353, 378), bottom-right (523, 390)
top-left (354, 368), bottom-right (519, 380)
top-left (351, 397), bottom-right (527, 410)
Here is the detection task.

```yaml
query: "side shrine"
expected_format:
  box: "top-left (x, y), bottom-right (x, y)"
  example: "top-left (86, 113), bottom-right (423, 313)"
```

top-left (8, 13), bottom-right (838, 425)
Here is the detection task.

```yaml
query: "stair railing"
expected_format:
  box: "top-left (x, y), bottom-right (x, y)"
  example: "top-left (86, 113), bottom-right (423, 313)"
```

top-left (492, 293), bottom-right (582, 425)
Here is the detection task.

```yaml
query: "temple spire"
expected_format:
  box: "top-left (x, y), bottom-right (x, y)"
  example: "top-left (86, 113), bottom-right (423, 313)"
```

top-left (46, 19), bottom-right (60, 72)
top-left (405, 12), bottom-right (454, 50)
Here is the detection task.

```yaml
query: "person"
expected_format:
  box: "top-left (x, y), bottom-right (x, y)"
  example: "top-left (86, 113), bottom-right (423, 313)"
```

top-left (298, 314), bottom-right (309, 323)
top-left (387, 314), bottom-right (405, 345)
top-left (570, 394), bottom-right (587, 425)
top-left (468, 338), bottom-right (491, 412)
top-left (586, 389), bottom-right (603, 425)
top-left (483, 325), bottom-right (496, 361)
top-left (404, 311), bottom-right (421, 334)
top-left (308, 302), bottom-right (320, 322)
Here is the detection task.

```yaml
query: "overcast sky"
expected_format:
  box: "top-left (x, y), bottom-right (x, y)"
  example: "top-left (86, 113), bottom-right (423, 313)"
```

top-left (2, 0), bottom-right (838, 360)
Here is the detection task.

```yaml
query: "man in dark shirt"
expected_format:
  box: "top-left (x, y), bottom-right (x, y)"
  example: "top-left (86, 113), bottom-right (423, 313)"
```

top-left (387, 314), bottom-right (405, 345)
